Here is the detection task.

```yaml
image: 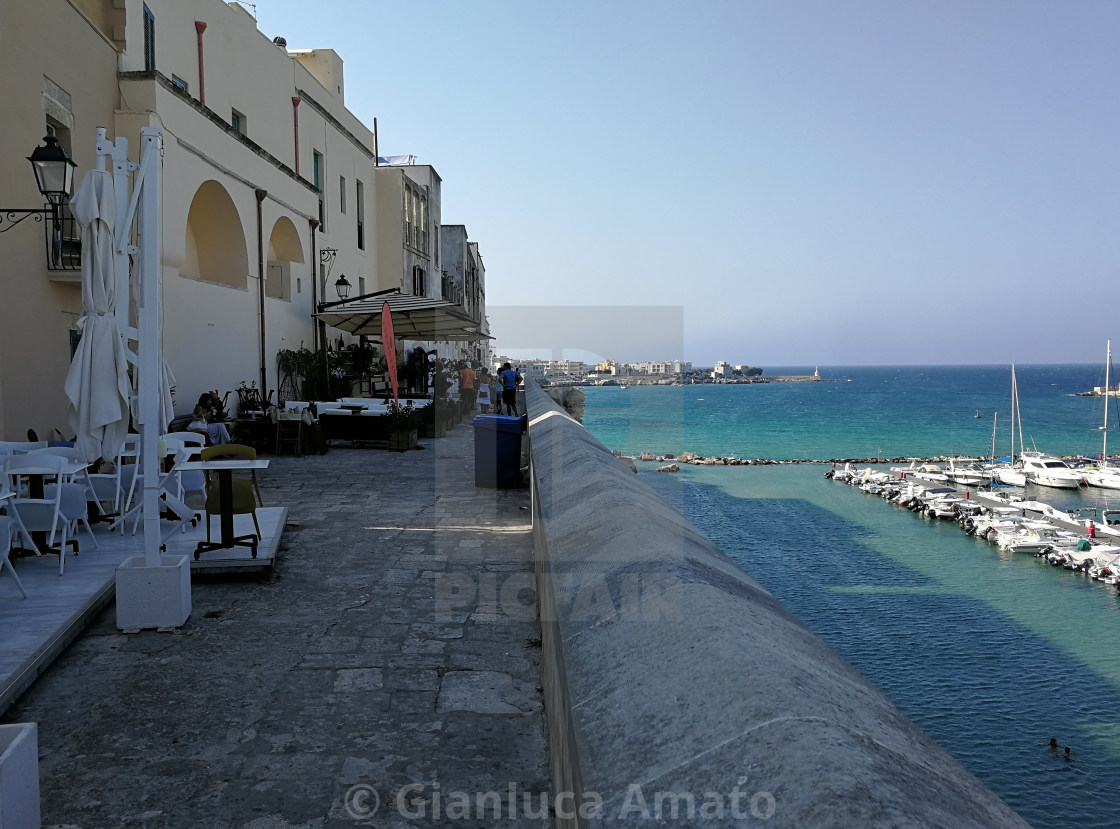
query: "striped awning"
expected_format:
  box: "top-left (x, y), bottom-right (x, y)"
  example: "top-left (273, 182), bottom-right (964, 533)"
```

top-left (315, 289), bottom-right (491, 341)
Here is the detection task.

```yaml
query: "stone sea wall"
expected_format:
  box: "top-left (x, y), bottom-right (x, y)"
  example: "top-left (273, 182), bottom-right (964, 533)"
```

top-left (525, 382), bottom-right (1028, 829)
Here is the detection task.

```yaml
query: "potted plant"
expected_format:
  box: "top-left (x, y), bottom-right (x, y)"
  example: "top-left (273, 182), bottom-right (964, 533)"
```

top-left (416, 402), bottom-right (444, 439)
top-left (383, 401), bottom-right (421, 451)
top-left (434, 397), bottom-right (457, 431)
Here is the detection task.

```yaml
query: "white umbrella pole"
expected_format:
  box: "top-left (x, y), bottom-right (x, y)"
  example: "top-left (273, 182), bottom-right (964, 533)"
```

top-left (112, 127), bottom-right (191, 631)
top-left (135, 129), bottom-right (164, 569)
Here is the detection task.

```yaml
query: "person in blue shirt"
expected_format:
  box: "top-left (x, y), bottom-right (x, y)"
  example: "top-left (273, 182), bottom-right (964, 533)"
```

top-left (499, 362), bottom-right (522, 415)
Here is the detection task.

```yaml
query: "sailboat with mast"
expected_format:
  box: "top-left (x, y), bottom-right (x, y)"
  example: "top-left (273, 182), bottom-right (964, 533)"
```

top-left (992, 364), bottom-right (1027, 486)
top-left (1086, 340), bottom-right (1120, 490)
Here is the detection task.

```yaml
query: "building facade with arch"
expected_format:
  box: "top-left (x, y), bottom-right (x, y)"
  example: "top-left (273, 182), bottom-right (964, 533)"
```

top-left (0, 0), bottom-right (385, 437)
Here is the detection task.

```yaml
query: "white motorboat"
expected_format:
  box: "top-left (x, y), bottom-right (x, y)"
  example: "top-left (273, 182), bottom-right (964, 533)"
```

top-left (912, 463), bottom-right (948, 483)
top-left (928, 496), bottom-right (964, 520)
top-left (1085, 466), bottom-right (1120, 489)
top-left (992, 463), bottom-right (1027, 487)
top-left (1002, 527), bottom-right (1057, 555)
top-left (945, 459), bottom-right (992, 486)
top-left (1019, 451), bottom-right (1085, 489)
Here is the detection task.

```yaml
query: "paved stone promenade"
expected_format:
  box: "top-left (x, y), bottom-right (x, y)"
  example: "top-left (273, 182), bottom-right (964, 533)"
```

top-left (2, 424), bottom-right (550, 828)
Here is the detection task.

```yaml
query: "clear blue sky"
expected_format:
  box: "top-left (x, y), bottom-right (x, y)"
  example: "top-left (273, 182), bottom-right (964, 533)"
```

top-left (261, 0), bottom-right (1120, 366)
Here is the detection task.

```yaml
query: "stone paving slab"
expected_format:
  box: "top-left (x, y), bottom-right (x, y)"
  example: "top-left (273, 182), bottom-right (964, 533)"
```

top-left (1, 423), bottom-right (550, 828)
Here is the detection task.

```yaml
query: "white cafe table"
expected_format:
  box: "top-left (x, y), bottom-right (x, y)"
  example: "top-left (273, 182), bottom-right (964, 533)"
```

top-left (179, 458), bottom-right (269, 558)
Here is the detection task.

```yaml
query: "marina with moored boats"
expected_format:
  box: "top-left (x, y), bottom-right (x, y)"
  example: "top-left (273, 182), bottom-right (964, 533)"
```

top-left (826, 460), bottom-right (1120, 588)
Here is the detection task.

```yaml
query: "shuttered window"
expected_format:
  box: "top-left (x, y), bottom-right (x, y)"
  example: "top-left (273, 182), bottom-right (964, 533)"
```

top-left (356, 180), bottom-right (365, 250)
top-left (143, 5), bottom-right (155, 72)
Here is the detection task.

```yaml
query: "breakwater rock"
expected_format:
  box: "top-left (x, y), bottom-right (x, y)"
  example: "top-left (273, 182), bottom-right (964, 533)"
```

top-left (621, 453), bottom-right (1043, 467)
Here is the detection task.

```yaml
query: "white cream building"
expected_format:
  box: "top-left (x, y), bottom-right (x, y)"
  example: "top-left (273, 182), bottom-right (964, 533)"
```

top-left (0, 0), bottom-right (391, 439)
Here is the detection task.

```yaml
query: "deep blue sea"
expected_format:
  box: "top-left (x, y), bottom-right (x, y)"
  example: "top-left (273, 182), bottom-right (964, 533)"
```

top-left (583, 365), bottom-right (1120, 829)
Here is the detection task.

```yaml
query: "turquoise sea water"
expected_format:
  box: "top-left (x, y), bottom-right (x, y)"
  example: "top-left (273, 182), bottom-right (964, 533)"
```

top-left (586, 364), bottom-right (1114, 461)
top-left (582, 366), bottom-right (1120, 829)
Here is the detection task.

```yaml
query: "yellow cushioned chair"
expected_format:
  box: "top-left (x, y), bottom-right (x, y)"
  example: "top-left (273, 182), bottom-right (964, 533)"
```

top-left (200, 443), bottom-right (262, 544)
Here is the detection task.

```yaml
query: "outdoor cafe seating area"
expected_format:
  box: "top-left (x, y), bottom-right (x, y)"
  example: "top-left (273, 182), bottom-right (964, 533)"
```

top-left (0, 435), bottom-right (285, 581)
top-left (0, 435), bottom-right (286, 714)
top-left (215, 390), bottom-right (476, 452)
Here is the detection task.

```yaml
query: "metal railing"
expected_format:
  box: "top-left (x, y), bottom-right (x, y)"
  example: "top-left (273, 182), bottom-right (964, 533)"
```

top-left (46, 202), bottom-right (80, 271)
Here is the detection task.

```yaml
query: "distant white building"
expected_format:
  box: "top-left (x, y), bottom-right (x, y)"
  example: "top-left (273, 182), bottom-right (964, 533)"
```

top-left (712, 361), bottom-right (733, 379)
top-left (630, 360), bottom-right (692, 375)
top-left (500, 358), bottom-right (585, 381)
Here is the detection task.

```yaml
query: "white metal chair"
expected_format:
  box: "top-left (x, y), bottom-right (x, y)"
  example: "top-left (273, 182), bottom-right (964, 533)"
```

top-left (0, 441), bottom-right (48, 456)
top-left (0, 509), bottom-right (28, 598)
top-left (164, 434), bottom-right (205, 530)
top-left (29, 447), bottom-right (100, 548)
top-left (113, 448), bottom-right (198, 541)
top-left (4, 454), bottom-right (75, 575)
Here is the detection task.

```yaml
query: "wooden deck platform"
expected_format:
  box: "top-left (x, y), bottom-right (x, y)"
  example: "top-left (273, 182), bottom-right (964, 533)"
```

top-left (0, 506), bottom-right (286, 717)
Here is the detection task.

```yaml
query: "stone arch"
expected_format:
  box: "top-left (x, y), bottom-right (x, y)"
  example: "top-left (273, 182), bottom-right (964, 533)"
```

top-left (265, 215), bottom-right (305, 302)
top-left (182, 180), bottom-right (248, 289)
top-left (267, 215), bottom-right (304, 264)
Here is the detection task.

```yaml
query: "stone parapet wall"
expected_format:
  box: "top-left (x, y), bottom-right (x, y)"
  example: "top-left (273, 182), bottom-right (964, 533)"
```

top-left (526, 381), bottom-right (1028, 828)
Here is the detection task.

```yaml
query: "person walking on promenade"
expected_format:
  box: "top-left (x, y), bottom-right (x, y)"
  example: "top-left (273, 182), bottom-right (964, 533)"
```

top-left (476, 368), bottom-right (492, 413)
top-left (460, 362), bottom-right (477, 412)
top-left (499, 362), bottom-right (521, 416)
top-left (405, 346), bottom-right (427, 395)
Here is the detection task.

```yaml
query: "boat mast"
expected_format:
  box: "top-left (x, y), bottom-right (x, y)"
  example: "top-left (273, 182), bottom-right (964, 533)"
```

top-left (991, 411), bottom-right (998, 465)
top-left (1012, 363), bottom-right (1025, 458)
top-left (1103, 340), bottom-right (1111, 469)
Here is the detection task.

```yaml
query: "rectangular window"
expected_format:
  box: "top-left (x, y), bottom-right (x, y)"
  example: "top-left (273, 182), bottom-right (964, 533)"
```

top-left (231, 109), bottom-right (245, 134)
top-left (312, 151), bottom-right (325, 231)
top-left (266, 263), bottom-right (291, 302)
top-left (358, 276), bottom-right (366, 296)
top-left (355, 180), bottom-right (365, 250)
top-left (402, 183), bottom-right (429, 253)
top-left (143, 5), bottom-right (155, 72)
top-left (412, 266), bottom-right (425, 297)
top-left (171, 74), bottom-right (189, 94)
top-left (339, 176), bottom-right (346, 214)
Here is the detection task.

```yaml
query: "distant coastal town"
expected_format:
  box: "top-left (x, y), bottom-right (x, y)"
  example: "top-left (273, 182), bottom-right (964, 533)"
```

top-left (495, 356), bottom-right (822, 386)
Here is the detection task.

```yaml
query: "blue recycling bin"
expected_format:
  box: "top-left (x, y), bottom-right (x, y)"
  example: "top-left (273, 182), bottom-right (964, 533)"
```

top-left (472, 415), bottom-right (524, 488)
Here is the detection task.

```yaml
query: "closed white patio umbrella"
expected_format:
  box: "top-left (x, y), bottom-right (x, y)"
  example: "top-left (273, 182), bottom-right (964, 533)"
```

top-left (64, 169), bottom-right (131, 463)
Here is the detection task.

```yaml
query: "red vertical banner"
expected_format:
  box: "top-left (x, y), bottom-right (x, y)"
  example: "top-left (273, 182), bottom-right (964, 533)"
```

top-left (382, 301), bottom-right (399, 404)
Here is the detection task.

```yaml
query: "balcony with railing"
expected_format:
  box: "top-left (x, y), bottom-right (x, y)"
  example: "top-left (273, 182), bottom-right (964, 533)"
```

top-left (46, 201), bottom-right (81, 279)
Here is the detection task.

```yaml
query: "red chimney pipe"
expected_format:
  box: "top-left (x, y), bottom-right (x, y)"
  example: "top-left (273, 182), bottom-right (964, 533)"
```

top-left (195, 21), bottom-right (207, 105)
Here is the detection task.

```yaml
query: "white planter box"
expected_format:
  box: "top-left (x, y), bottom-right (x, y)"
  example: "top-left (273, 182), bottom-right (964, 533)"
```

top-left (0, 723), bottom-right (40, 829)
top-left (115, 555), bottom-right (192, 631)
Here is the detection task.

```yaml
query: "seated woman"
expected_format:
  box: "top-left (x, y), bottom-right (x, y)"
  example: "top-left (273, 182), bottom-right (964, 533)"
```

top-left (191, 392), bottom-right (232, 445)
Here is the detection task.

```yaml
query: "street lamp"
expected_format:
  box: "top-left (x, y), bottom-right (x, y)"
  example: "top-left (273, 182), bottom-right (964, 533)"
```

top-left (334, 274), bottom-right (352, 301)
top-left (28, 135), bottom-right (77, 208)
top-left (1, 135), bottom-right (78, 253)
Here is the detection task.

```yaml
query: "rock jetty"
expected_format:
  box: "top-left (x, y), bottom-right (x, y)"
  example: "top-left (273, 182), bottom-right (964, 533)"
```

top-left (620, 452), bottom-right (1090, 467)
